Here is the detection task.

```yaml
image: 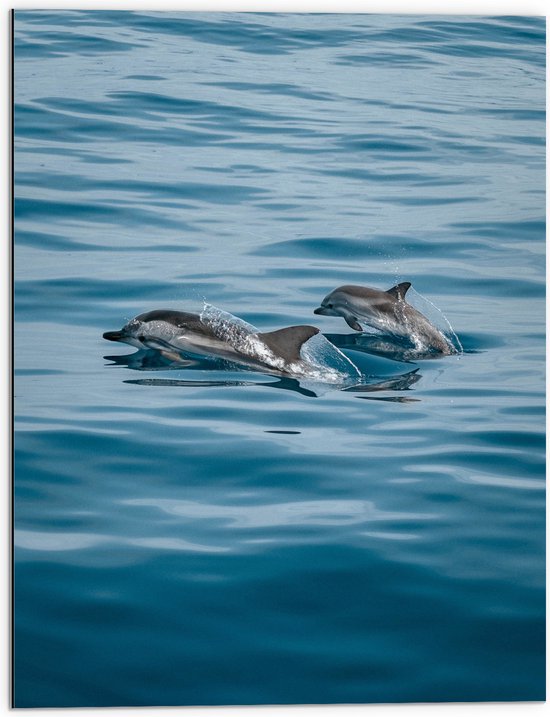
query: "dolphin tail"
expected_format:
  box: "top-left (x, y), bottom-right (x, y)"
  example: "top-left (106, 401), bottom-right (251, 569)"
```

top-left (256, 325), bottom-right (320, 363)
top-left (386, 281), bottom-right (411, 301)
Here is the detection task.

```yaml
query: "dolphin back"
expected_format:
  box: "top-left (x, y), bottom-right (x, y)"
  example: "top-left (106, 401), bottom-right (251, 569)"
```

top-left (257, 325), bottom-right (320, 363)
top-left (136, 309), bottom-right (219, 338)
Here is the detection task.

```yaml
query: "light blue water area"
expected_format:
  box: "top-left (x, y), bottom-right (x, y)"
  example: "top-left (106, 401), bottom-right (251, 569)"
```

top-left (13, 11), bottom-right (545, 707)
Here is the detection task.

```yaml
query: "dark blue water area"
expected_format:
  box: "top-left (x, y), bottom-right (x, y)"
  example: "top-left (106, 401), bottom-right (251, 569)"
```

top-left (13, 11), bottom-right (545, 708)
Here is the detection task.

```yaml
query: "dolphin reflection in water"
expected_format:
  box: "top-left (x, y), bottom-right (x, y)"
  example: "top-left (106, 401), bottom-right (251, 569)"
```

top-left (104, 348), bottom-right (422, 400)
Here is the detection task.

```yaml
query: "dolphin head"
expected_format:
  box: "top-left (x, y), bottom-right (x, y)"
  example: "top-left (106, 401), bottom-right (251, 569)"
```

top-left (103, 310), bottom-right (198, 350)
top-left (314, 287), bottom-right (355, 317)
top-left (103, 316), bottom-right (146, 348)
top-left (314, 288), bottom-right (364, 331)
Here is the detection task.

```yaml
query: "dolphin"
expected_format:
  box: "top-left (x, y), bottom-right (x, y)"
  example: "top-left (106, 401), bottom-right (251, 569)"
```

top-left (103, 309), bottom-right (321, 375)
top-left (314, 282), bottom-right (455, 355)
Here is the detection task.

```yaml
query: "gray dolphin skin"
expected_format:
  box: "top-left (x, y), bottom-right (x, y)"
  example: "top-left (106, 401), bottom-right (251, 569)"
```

top-left (103, 309), bottom-right (321, 374)
top-left (314, 282), bottom-right (454, 355)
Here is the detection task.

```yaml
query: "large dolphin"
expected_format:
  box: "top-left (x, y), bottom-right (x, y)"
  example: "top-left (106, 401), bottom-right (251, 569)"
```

top-left (314, 282), bottom-right (455, 355)
top-left (103, 309), bottom-right (322, 376)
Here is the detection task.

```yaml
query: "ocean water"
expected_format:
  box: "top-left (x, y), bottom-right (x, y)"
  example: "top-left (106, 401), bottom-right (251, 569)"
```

top-left (13, 11), bottom-right (545, 707)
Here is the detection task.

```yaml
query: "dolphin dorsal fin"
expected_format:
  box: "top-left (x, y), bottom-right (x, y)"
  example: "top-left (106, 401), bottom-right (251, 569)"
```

top-left (257, 325), bottom-right (319, 363)
top-left (386, 282), bottom-right (411, 301)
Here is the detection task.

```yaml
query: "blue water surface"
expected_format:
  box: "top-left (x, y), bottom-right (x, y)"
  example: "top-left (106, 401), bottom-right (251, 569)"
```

top-left (13, 11), bottom-right (545, 707)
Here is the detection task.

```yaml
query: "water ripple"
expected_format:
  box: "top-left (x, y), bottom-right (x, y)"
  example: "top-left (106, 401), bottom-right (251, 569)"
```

top-left (14, 10), bottom-right (545, 708)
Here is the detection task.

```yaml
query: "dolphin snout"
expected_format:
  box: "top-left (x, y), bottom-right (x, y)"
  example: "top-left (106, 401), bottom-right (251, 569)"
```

top-left (103, 330), bottom-right (125, 342)
top-left (314, 306), bottom-right (337, 316)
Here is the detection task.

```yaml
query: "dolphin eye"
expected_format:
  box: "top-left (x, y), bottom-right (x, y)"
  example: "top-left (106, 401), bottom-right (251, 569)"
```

top-left (138, 335), bottom-right (146, 342)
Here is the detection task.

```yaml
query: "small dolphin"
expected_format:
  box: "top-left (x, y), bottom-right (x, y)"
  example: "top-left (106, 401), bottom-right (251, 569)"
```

top-left (314, 282), bottom-right (454, 355)
top-left (103, 309), bottom-right (321, 375)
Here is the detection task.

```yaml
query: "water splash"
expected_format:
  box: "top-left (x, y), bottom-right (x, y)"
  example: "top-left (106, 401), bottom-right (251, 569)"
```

top-left (200, 303), bottom-right (257, 341)
top-left (200, 303), bottom-right (360, 383)
top-left (299, 331), bottom-right (361, 383)
top-left (408, 288), bottom-right (463, 354)
top-left (200, 304), bottom-right (290, 374)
